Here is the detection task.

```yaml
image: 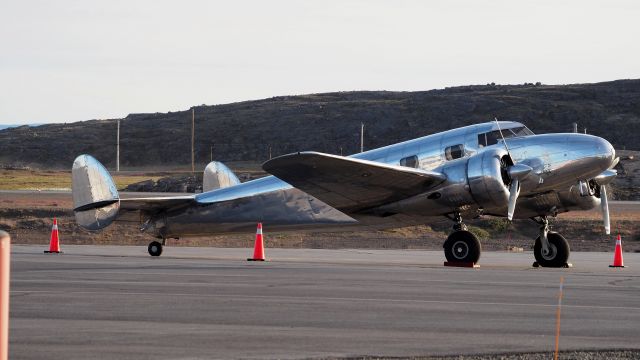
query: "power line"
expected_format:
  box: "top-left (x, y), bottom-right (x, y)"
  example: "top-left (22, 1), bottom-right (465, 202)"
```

top-left (116, 119), bottom-right (120, 172)
top-left (360, 122), bottom-right (364, 153)
top-left (191, 108), bottom-right (195, 173)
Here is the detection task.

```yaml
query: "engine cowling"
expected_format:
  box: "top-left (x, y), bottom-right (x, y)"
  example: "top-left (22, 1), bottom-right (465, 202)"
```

top-left (466, 148), bottom-right (512, 211)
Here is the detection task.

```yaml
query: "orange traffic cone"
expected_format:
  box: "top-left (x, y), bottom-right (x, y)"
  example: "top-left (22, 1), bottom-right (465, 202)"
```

top-left (609, 234), bottom-right (624, 268)
top-left (44, 217), bottom-right (62, 254)
top-left (247, 223), bottom-right (265, 261)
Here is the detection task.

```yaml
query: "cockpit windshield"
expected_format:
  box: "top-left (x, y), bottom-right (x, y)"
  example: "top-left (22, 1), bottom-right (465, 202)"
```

top-left (509, 126), bottom-right (534, 137)
top-left (478, 126), bottom-right (534, 147)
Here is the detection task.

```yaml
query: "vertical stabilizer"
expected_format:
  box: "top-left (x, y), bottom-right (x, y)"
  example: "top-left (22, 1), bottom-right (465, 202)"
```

top-left (203, 161), bottom-right (241, 192)
top-left (72, 155), bottom-right (120, 230)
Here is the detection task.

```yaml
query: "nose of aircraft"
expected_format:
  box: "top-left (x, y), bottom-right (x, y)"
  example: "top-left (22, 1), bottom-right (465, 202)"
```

top-left (592, 136), bottom-right (616, 170)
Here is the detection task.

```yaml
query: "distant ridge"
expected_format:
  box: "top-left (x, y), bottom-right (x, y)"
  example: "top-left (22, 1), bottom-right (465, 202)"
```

top-left (0, 80), bottom-right (639, 168)
top-left (0, 124), bottom-right (42, 130)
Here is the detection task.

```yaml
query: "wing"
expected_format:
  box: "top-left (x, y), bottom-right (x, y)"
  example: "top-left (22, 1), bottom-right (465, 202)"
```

top-left (263, 151), bottom-right (446, 213)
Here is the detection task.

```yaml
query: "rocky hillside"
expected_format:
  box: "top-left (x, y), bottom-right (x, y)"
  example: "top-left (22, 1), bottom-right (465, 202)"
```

top-left (1, 80), bottom-right (639, 170)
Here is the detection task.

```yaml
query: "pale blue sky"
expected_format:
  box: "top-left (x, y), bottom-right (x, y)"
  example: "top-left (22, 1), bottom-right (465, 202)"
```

top-left (1, 0), bottom-right (638, 125)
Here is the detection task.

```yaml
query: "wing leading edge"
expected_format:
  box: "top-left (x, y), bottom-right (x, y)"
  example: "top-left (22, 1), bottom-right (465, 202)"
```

top-left (263, 151), bottom-right (446, 213)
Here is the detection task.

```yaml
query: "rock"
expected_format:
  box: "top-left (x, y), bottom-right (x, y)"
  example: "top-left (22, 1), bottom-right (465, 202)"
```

top-left (123, 176), bottom-right (202, 193)
top-left (124, 180), bottom-right (155, 192)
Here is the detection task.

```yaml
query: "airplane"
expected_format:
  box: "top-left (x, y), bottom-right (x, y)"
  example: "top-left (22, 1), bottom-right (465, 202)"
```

top-left (71, 120), bottom-right (617, 267)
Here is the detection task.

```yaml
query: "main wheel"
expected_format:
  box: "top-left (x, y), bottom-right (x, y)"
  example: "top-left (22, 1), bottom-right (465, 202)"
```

top-left (444, 230), bottom-right (482, 263)
top-left (534, 232), bottom-right (569, 267)
top-left (148, 241), bottom-right (163, 257)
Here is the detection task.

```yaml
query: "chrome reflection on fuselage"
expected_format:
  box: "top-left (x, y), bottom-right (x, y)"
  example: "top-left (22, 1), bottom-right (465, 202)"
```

top-left (165, 121), bottom-right (614, 237)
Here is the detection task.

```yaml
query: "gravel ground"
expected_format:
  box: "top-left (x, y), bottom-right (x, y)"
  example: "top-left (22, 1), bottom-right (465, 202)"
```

top-left (335, 350), bottom-right (640, 360)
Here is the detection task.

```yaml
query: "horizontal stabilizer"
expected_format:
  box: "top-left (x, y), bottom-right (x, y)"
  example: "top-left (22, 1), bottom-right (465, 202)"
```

top-left (263, 151), bottom-right (446, 212)
top-left (72, 155), bottom-right (198, 230)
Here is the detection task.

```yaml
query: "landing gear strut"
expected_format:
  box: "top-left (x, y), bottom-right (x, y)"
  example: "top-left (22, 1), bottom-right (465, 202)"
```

top-left (532, 217), bottom-right (570, 267)
top-left (443, 212), bottom-right (482, 264)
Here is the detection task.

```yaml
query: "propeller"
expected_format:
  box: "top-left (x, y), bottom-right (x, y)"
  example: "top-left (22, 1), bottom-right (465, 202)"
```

top-left (506, 164), bottom-right (533, 220)
top-left (594, 168), bottom-right (617, 235)
top-left (600, 185), bottom-right (610, 235)
top-left (494, 119), bottom-right (532, 221)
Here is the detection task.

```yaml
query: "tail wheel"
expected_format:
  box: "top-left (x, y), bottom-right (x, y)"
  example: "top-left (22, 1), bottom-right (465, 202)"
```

top-left (148, 241), bottom-right (163, 257)
top-left (534, 232), bottom-right (569, 267)
top-left (444, 230), bottom-right (481, 263)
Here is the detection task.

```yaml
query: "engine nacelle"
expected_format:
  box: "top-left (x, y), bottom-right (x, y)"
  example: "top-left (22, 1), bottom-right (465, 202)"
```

top-left (466, 148), bottom-right (511, 211)
top-left (367, 149), bottom-right (517, 217)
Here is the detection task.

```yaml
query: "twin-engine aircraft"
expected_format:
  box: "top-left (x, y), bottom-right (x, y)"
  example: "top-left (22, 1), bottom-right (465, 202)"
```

top-left (72, 121), bottom-right (617, 267)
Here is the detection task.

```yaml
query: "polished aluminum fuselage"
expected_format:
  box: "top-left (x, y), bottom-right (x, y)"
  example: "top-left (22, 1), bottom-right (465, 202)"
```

top-left (159, 122), bottom-right (614, 237)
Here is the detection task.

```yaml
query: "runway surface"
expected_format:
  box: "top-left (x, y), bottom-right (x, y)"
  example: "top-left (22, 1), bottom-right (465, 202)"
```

top-left (8, 246), bottom-right (640, 359)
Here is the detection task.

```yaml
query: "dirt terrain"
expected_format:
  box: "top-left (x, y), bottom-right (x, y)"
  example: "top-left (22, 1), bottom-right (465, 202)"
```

top-left (1, 190), bottom-right (638, 252)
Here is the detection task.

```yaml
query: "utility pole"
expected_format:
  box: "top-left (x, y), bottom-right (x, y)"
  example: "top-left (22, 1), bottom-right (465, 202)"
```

top-left (210, 143), bottom-right (213, 162)
top-left (191, 108), bottom-right (195, 173)
top-left (360, 122), bottom-right (364, 153)
top-left (268, 145), bottom-right (272, 160)
top-left (116, 119), bottom-right (120, 172)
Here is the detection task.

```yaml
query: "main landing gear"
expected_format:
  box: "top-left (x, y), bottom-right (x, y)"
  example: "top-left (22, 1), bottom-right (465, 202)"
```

top-left (442, 213), bottom-right (570, 267)
top-left (148, 238), bottom-right (165, 257)
top-left (443, 213), bottom-right (482, 264)
top-left (532, 217), bottom-right (570, 268)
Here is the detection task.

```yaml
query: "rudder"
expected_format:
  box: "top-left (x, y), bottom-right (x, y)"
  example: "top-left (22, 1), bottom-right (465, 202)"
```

top-left (202, 161), bottom-right (241, 192)
top-left (72, 155), bottom-right (120, 230)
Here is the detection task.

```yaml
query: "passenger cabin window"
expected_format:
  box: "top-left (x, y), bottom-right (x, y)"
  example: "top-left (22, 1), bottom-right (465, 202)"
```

top-left (400, 155), bottom-right (418, 168)
top-left (477, 126), bottom-right (534, 147)
top-left (445, 144), bottom-right (464, 161)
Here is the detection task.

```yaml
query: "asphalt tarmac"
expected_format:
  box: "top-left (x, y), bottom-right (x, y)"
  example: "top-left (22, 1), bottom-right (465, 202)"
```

top-left (8, 246), bottom-right (640, 359)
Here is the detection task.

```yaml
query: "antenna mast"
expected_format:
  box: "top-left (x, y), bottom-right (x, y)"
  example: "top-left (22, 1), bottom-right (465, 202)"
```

top-left (494, 117), bottom-right (511, 155)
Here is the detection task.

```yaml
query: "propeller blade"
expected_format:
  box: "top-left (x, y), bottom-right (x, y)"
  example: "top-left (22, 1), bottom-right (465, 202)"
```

top-left (600, 185), bottom-right (610, 235)
top-left (508, 164), bottom-right (533, 179)
top-left (507, 178), bottom-right (520, 221)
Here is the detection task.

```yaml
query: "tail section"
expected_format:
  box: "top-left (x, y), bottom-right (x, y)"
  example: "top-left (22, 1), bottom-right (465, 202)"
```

top-left (202, 161), bottom-right (241, 192)
top-left (72, 155), bottom-right (120, 230)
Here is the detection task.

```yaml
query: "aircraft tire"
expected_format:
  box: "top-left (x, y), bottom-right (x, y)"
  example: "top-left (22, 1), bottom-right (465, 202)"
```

top-left (148, 241), bottom-right (163, 257)
top-left (444, 230), bottom-right (481, 263)
top-left (534, 232), bottom-right (569, 267)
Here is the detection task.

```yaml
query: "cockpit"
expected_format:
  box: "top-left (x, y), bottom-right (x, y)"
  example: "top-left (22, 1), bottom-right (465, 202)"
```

top-left (477, 126), bottom-right (534, 147)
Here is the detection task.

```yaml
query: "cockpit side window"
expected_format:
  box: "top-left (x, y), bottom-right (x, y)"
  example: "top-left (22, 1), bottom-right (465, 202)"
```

top-left (445, 144), bottom-right (464, 160)
top-left (478, 133), bottom-right (487, 147)
top-left (400, 155), bottom-right (418, 168)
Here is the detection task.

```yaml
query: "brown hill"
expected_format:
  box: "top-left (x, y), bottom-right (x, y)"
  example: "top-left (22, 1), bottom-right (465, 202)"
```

top-left (1, 80), bottom-right (639, 170)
